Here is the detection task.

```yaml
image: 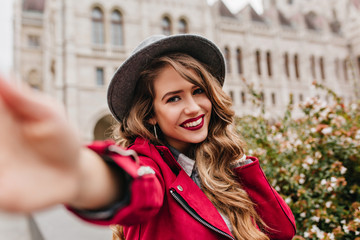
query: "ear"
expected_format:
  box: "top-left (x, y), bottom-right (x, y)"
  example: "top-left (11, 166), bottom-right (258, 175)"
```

top-left (148, 117), bottom-right (157, 125)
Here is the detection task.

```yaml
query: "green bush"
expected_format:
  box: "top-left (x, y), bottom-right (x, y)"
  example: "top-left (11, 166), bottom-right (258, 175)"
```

top-left (235, 83), bottom-right (360, 239)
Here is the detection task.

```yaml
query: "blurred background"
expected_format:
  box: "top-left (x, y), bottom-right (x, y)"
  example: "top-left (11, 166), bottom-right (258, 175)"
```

top-left (0, 0), bottom-right (359, 239)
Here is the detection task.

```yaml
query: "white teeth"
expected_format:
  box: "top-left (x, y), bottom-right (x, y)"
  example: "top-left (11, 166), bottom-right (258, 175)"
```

top-left (183, 118), bottom-right (202, 128)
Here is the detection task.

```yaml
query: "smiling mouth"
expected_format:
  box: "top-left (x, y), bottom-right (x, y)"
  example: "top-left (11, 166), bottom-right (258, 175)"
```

top-left (181, 115), bottom-right (205, 130)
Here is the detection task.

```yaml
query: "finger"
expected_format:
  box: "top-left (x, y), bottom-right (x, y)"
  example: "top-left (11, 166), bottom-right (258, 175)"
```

top-left (0, 76), bottom-right (62, 120)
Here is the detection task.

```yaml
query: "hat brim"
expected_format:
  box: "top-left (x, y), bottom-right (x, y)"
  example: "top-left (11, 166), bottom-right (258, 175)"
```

top-left (107, 34), bottom-right (225, 122)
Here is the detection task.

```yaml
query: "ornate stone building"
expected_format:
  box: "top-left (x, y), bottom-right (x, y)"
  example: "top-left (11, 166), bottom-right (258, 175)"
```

top-left (13, 0), bottom-right (360, 143)
top-left (7, 0), bottom-right (360, 239)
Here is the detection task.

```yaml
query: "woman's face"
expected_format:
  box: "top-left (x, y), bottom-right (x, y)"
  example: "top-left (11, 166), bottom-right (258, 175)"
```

top-left (150, 65), bottom-right (212, 153)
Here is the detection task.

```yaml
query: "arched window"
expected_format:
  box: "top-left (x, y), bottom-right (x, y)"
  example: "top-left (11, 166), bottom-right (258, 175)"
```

top-left (178, 18), bottom-right (188, 34)
top-left (111, 10), bottom-right (123, 46)
top-left (27, 69), bottom-right (42, 90)
top-left (224, 47), bottom-right (231, 73)
top-left (236, 48), bottom-right (243, 74)
top-left (284, 52), bottom-right (290, 78)
top-left (319, 57), bottom-right (325, 80)
top-left (92, 7), bottom-right (105, 45)
top-left (162, 16), bottom-right (172, 36)
top-left (310, 55), bottom-right (316, 79)
top-left (266, 51), bottom-right (272, 77)
top-left (294, 54), bottom-right (300, 79)
top-left (256, 50), bottom-right (261, 76)
top-left (94, 115), bottom-right (115, 140)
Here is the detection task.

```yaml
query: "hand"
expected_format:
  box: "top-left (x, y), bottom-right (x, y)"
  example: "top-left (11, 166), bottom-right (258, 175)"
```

top-left (0, 77), bottom-right (82, 213)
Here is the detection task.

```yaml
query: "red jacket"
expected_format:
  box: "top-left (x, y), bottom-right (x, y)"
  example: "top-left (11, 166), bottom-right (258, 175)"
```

top-left (72, 137), bottom-right (296, 240)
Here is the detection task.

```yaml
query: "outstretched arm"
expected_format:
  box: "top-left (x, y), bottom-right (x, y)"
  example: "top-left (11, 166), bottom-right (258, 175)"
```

top-left (0, 76), bottom-right (123, 213)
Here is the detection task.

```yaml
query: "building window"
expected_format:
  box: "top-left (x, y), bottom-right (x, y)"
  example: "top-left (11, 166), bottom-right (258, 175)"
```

top-left (162, 16), bottom-right (172, 36)
top-left (111, 10), bottom-right (123, 46)
top-left (241, 91), bottom-right (246, 104)
top-left (299, 93), bottom-right (303, 102)
top-left (343, 59), bottom-right (348, 82)
top-left (357, 56), bottom-right (360, 76)
top-left (310, 55), bottom-right (316, 79)
top-left (289, 93), bottom-right (294, 104)
top-left (92, 7), bottom-right (105, 45)
top-left (236, 48), bottom-right (243, 74)
top-left (28, 35), bottom-right (40, 48)
top-left (256, 50), bottom-right (261, 76)
top-left (96, 67), bottom-right (104, 85)
top-left (294, 54), bottom-right (300, 79)
top-left (224, 47), bottom-right (231, 73)
top-left (319, 57), bottom-right (325, 80)
top-left (260, 91), bottom-right (265, 103)
top-left (229, 90), bottom-right (234, 102)
top-left (271, 92), bottom-right (276, 105)
top-left (178, 18), bottom-right (188, 34)
top-left (334, 58), bottom-right (340, 79)
top-left (266, 51), bottom-right (272, 77)
top-left (284, 52), bottom-right (290, 78)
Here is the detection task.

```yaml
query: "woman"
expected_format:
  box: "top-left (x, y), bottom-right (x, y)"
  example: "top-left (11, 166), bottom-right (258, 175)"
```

top-left (0, 34), bottom-right (295, 240)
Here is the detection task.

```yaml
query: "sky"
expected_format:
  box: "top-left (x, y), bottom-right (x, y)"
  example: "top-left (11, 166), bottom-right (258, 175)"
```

top-left (0, 0), bottom-right (263, 76)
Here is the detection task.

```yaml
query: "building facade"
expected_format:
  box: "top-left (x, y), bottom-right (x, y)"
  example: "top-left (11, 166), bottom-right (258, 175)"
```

top-left (13, 0), bottom-right (360, 142)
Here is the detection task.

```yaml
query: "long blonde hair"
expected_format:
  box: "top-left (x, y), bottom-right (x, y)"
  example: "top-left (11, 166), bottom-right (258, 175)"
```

top-left (112, 53), bottom-right (269, 240)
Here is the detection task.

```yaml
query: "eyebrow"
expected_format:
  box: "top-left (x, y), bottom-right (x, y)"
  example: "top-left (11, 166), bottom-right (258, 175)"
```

top-left (161, 86), bottom-right (199, 101)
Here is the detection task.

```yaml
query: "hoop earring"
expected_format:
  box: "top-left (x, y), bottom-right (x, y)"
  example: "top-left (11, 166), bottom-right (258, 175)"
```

top-left (153, 124), bottom-right (158, 139)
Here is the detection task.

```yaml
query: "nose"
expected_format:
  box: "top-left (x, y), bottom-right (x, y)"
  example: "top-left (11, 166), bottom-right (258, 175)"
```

top-left (184, 96), bottom-right (201, 115)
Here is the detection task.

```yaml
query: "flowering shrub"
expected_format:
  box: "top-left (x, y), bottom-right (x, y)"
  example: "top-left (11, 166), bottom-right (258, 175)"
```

top-left (236, 83), bottom-right (360, 239)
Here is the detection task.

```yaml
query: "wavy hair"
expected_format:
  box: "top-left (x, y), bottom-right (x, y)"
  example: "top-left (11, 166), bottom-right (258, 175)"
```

top-left (112, 53), bottom-right (269, 240)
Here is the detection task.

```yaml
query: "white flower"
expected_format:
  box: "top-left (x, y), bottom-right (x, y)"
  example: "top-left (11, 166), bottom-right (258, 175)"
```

top-left (343, 225), bottom-right (349, 234)
top-left (331, 177), bottom-right (337, 182)
top-left (321, 179), bottom-right (327, 185)
top-left (299, 178), bottom-right (305, 184)
top-left (311, 127), bottom-right (316, 133)
top-left (304, 232), bottom-right (310, 238)
top-left (315, 151), bottom-right (322, 159)
top-left (321, 127), bottom-right (333, 135)
top-left (285, 197), bottom-right (291, 204)
top-left (328, 233), bottom-right (335, 240)
top-left (302, 163), bottom-right (310, 170)
top-left (340, 166), bottom-right (347, 174)
top-left (311, 216), bottom-right (320, 222)
top-left (325, 201), bottom-right (332, 208)
top-left (355, 230), bottom-right (359, 235)
top-left (325, 218), bottom-right (330, 223)
top-left (305, 156), bottom-right (314, 165)
top-left (340, 219), bottom-right (346, 224)
top-left (275, 185), bottom-right (280, 191)
top-left (300, 212), bottom-right (306, 218)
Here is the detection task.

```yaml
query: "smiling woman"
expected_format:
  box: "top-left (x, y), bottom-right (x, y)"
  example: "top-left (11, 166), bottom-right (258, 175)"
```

top-left (0, 34), bottom-right (295, 240)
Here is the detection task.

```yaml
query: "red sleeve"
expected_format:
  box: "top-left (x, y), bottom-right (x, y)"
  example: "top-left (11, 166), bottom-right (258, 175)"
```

top-left (67, 141), bottom-right (165, 226)
top-left (234, 157), bottom-right (296, 240)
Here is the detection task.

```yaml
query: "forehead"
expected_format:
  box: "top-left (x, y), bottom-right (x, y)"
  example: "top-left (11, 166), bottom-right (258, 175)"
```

top-left (152, 65), bottom-right (199, 95)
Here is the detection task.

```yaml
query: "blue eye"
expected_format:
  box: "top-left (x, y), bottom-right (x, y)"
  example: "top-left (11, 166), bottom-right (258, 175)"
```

top-left (193, 88), bottom-right (204, 95)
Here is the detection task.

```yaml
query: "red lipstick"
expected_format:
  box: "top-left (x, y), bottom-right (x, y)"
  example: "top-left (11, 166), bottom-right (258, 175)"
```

top-left (180, 114), bottom-right (205, 131)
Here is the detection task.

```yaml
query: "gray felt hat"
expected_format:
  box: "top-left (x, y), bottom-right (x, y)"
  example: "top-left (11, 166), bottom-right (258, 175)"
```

top-left (107, 34), bottom-right (226, 122)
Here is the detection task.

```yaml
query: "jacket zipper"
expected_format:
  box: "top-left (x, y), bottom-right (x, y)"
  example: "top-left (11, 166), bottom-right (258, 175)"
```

top-left (170, 189), bottom-right (235, 240)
